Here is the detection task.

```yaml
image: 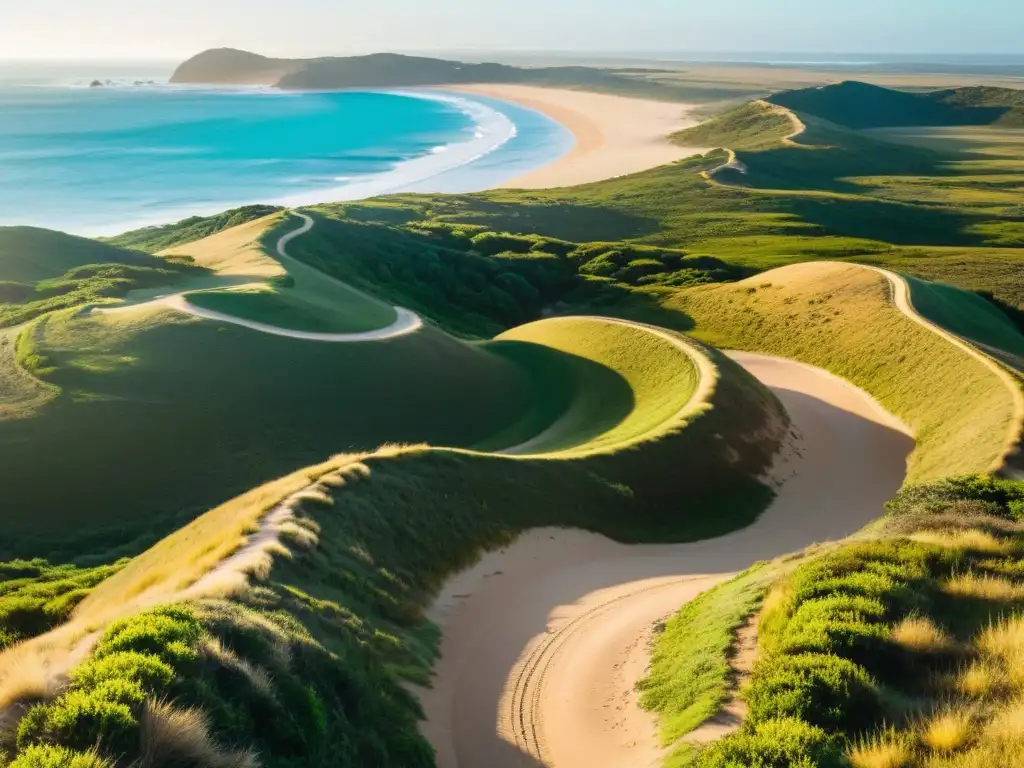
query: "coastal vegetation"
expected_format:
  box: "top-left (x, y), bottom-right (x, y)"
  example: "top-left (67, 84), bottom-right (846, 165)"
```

top-left (0, 316), bottom-right (788, 767)
top-left (651, 475), bottom-right (1024, 768)
top-left (104, 205), bottom-right (282, 254)
top-left (0, 229), bottom-right (201, 328)
top-left (2, 70), bottom-right (1024, 768)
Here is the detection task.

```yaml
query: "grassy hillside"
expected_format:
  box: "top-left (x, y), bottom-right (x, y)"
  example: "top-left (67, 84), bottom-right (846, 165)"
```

top-left (0, 304), bottom-right (554, 557)
top-left (103, 205), bottom-right (283, 254)
top-left (671, 100), bottom-right (796, 150)
top-left (304, 117), bottom-right (1024, 313)
top-left (651, 476), bottom-right (1024, 768)
top-left (0, 318), bottom-right (789, 767)
top-left (0, 228), bottom-right (202, 328)
top-left (906, 275), bottom-right (1024, 358)
top-left (664, 262), bottom-right (1018, 482)
top-left (769, 81), bottom-right (1024, 129)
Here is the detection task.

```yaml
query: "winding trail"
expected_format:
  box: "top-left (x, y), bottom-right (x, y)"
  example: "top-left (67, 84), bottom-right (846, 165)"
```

top-left (417, 261), bottom-right (1024, 767)
top-left (95, 214), bottom-right (424, 343)
top-left (874, 266), bottom-right (1024, 477)
top-left (417, 352), bottom-right (914, 768)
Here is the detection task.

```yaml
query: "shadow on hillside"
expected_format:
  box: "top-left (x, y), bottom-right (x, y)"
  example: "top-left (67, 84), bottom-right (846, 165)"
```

top-left (435, 198), bottom-right (661, 242)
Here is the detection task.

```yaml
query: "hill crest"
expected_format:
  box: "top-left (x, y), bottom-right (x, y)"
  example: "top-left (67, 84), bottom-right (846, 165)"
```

top-left (767, 80), bottom-right (1024, 128)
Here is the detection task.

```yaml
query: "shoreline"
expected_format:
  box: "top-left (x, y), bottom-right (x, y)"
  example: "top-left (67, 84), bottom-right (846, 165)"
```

top-left (447, 84), bottom-right (712, 188)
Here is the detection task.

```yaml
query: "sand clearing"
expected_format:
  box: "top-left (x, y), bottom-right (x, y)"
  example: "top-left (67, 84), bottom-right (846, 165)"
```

top-left (416, 352), bottom-right (914, 768)
top-left (448, 84), bottom-right (710, 188)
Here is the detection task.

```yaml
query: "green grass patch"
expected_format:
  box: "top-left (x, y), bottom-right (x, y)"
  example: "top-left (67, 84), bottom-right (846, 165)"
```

top-left (638, 566), bottom-right (773, 745)
top-left (905, 274), bottom-right (1024, 357)
top-left (664, 262), bottom-right (1017, 482)
top-left (184, 282), bottom-right (396, 334)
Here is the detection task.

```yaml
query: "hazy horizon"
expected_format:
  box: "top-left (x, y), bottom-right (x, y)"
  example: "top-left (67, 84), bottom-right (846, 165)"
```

top-left (3, 0), bottom-right (1022, 61)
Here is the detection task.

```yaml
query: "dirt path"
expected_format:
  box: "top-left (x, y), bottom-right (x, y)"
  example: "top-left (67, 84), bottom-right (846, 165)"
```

top-left (96, 213), bottom-right (424, 342)
top-left (874, 266), bottom-right (1024, 476)
top-left (416, 352), bottom-right (914, 768)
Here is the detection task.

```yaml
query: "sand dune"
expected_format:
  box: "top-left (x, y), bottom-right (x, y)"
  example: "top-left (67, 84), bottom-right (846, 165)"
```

top-left (416, 352), bottom-right (913, 768)
top-left (448, 84), bottom-right (711, 188)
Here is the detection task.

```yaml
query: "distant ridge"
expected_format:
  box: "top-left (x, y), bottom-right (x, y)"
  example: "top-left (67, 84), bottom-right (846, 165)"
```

top-left (169, 48), bottom-right (736, 101)
top-left (767, 80), bottom-right (1024, 128)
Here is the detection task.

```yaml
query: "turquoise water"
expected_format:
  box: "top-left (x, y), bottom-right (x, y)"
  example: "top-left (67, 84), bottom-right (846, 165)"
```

top-left (0, 69), bottom-right (572, 235)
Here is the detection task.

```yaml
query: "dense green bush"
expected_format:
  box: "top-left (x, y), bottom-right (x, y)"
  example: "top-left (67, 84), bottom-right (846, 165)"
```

top-left (696, 717), bottom-right (844, 768)
top-left (746, 653), bottom-right (881, 732)
top-left (7, 744), bottom-right (112, 768)
top-left (886, 475), bottom-right (1024, 521)
top-left (0, 560), bottom-right (125, 650)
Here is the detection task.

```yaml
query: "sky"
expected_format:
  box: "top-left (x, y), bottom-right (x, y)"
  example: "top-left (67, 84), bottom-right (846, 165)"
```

top-left (2, 0), bottom-right (1022, 61)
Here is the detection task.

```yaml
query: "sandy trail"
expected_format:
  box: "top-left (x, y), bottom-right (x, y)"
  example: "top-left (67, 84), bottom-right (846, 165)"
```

top-left (95, 214), bottom-right (424, 342)
top-left (416, 352), bottom-right (914, 768)
top-left (875, 267), bottom-right (1024, 477)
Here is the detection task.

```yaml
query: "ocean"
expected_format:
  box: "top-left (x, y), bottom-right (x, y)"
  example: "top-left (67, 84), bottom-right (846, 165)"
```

top-left (0, 62), bottom-right (573, 236)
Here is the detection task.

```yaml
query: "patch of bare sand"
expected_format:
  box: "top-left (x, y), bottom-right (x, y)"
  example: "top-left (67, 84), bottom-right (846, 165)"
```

top-left (415, 352), bottom-right (914, 768)
top-left (447, 84), bottom-right (710, 188)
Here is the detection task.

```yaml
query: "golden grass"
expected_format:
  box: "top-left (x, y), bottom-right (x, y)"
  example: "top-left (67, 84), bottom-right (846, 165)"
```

top-left (847, 730), bottom-right (915, 768)
top-left (986, 698), bottom-right (1024, 741)
top-left (667, 262), bottom-right (1019, 482)
top-left (158, 212), bottom-right (286, 278)
top-left (944, 573), bottom-right (1024, 601)
top-left (892, 615), bottom-right (954, 654)
top-left (922, 708), bottom-right (976, 753)
top-left (912, 529), bottom-right (1014, 556)
top-left (957, 661), bottom-right (1004, 699)
top-left (139, 700), bottom-right (259, 768)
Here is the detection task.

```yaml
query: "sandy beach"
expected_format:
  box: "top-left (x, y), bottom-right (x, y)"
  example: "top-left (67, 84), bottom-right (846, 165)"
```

top-left (449, 84), bottom-right (711, 188)
top-left (415, 352), bottom-right (913, 768)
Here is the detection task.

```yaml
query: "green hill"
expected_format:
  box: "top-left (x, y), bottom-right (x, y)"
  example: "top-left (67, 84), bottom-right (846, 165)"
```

top-left (0, 228), bottom-right (164, 284)
top-left (768, 80), bottom-right (1024, 129)
top-left (103, 205), bottom-right (283, 254)
top-left (671, 100), bottom-right (797, 151)
top-left (0, 228), bottom-right (201, 328)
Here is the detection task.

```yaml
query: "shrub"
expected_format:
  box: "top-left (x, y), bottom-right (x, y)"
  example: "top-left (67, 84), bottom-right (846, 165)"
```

top-left (887, 476), bottom-right (1024, 521)
top-left (698, 717), bottom-right (844, 767)
top-left (70, 652), bottom-right (174, 693)
top-left (7, 744), bottom-right (113, 768)
top-left (469, 231), bottom-right (537, 255)
top-left (19, 691), bottom-right (137, 755)
top-left (96, 606), bottom-right (202, 664)
top-left (746, 653), bottom-right (881, 732)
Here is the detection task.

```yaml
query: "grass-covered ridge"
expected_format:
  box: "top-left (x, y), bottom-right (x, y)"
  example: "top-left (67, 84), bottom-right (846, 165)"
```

top-left (665, 262), bottom-right (1020, 482)
top-left (103, 205), bottom-right (283, 254)
top-left (671, 100), bottom-right (798, 151)
top-left (768, 81), bottom-right (1024, 130)
top-left (0, 317), bottom-right (789, 766)
top-left (0, 228), bottom-right (203, 329)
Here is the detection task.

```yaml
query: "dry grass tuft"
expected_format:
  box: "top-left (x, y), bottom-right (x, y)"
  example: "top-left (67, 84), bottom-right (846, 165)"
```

top-left (912, 529), bottom-right (1013, 556)
top-left (138, 700), bottom-right (259, 768)
top-left (277, 521), bottom-right (319, 550)
top-left (923, 708), bottom-right (976, 753)
top-left (847, 729), bottom-right (915, 768)
top-left (986, 698), bottom-right (1024, 741)
top-left (201, 638), bottom-right (275, 700)
top-left (893, 615), bottom-right (955, 654)
top-left (944, 573), bottom-right (1024, 601)
top-left (292, 487), bottom-right (334, 507)
top-left (978, 616), bottom-right (1024, 661)
top-left (957, 661), bottom-right (1004, 699)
